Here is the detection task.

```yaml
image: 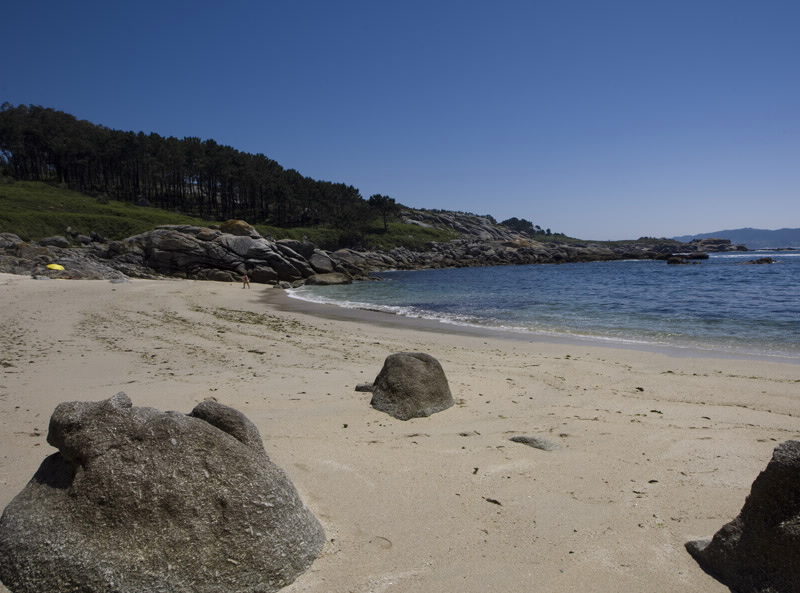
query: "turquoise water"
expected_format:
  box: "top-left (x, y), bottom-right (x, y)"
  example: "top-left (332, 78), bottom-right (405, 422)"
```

top-left (289, 252), bottom-right (800, 360)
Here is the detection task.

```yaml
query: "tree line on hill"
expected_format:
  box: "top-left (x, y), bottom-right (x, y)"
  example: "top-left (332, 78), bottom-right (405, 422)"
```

top-left (0, 103), bottom-right (400, 237)
top-left (499, 216), bottom-right (553, 237)
top-left (0, 103), bottom-right (549, 244)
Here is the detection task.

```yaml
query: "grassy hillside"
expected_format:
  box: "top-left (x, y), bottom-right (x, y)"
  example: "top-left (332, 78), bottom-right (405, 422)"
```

top-left (0, 180), bottom-right (217, 241)
top-left (0, 179), bottom-right (458, 249)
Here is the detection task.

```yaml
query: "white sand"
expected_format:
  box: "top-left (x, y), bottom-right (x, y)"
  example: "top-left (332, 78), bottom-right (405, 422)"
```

top-left (1, 273), bottom-right (798, 592)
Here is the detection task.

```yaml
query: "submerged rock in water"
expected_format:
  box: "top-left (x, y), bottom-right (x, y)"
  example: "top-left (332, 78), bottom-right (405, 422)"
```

top-left (0, 392), bottom-right (325, 593)
top-left (742, 257), bottom-right (776, 265)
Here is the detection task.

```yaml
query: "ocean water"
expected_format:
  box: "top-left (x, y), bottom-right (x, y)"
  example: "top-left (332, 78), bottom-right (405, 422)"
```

top-left (289, 252), bottom-right (800, 360)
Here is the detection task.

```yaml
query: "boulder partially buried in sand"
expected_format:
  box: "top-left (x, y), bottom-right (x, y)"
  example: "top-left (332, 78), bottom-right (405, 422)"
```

top-left (0, 392), bottom-right (325, 593)
top-left (370, 352), bottom-right (454, 420)
top-left (686, 440), bottom-right (800, 593)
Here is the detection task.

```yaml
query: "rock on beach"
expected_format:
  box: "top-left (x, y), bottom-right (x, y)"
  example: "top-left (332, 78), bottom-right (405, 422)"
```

top-left (369, 352), bottom-right (455, 420)
top-left (686, 440), bottom-right (800, 593)
top-left (0, 393), bottom-right (325, 593)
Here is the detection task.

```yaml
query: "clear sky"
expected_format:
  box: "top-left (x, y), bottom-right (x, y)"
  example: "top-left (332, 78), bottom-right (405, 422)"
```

top-left (3, 0), bottom-right (798, 240)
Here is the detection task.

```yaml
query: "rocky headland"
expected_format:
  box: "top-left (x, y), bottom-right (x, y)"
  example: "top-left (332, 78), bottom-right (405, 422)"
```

top-left (0, 209), bottom-right (748, 284)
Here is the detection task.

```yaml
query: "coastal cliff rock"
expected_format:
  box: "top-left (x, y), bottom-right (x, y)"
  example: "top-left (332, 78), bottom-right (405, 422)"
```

top-left (305, 272), bottom-right (353, 285)
top-left (0, 210), bottom-right (750, 283)
top-left (0, 393), bottom-right (325, 593)
top-left (219, 218), bottom-right (258, 236)
top-left (686, 440), bottom-right (800, 593)
top-left (0, 232), bottom-right (134, 280)
top-left (688, 237), bottom-right (748, 252)
top-left (370, 352), bottom-right (455, 420)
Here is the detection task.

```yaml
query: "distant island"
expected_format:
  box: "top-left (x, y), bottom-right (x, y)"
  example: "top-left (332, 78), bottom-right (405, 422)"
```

top-left (674, 228), bottom-right (800, 250)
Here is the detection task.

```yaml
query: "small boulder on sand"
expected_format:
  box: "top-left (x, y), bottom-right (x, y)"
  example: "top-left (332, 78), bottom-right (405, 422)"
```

top-left (370, 352), bottom-right (455, 420)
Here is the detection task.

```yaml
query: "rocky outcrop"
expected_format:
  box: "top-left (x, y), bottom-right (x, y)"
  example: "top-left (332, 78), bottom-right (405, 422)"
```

top-left (0, 393), bottom-right (325, 593)
top-left (324, 237), bottom-right (715, 274)
top-left (686, 440), bottom-right (800, 593)
top-left (0, 227), bottom-right (353, 284)
top-left (304, 272), bottom-right (353, 285)
top-left (0, 232), bottom-right (136, 280)
top-left (112, 227), bottom-right (347, 284)
top-left (0, 211), bottom-right (750, 284)
top-left (37, 235), bottom-right (71, 248)
top-left (403, 210), bottom-right (517, 241)
top-left (219, 219), bottom-right (258, 236)
top-left (370, 352), bottom-right (455, 420)
top-left (688, 238), bottom-right (749, 252)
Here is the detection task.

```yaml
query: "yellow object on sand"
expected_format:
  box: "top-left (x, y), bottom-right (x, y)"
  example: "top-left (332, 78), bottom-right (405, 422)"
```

top-left (46, 264), bottom-right (65, 271)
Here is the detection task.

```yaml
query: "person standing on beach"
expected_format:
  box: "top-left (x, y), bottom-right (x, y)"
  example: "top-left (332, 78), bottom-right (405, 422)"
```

top-left (242, 273), bottom-right (250, 289)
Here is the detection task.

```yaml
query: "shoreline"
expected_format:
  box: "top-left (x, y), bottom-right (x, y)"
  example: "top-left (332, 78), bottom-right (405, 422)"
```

top-left (2, 274), bottom-right (799, 593)
top-left (275, 288), bottom-right (800, 364)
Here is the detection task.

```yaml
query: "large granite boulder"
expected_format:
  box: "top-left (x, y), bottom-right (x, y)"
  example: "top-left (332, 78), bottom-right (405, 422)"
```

top-left (216, 234), bottom-right (266, 258)
top-left (308, 250), bottom-right (336, 274)
top-left (370, 352), bottom-right (455, 420)
top-left (249, 264), bottom-right (279, 283)
top-left (219, 219), bottom-right (259, 237)
top-left (304, 272), bottom-right (352, 286)
top-left (118, 227), bottom-right (317, 283)
top-left (0, 233), bottom-right (23, 250)
top-left (38, 235), bottom-right (71, 248)
top-left (276, 239), bottom-right (316, 260)
top-left (0, 393), bottom-right (325, 593)
top-left (686, 440), bottom-right (800, 593)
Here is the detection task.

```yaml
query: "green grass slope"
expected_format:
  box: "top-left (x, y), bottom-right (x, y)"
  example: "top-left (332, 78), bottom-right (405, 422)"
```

top-left (0, 180), bottom-right (217, 241)
top-left (0, 180), bottom-right (458, 249)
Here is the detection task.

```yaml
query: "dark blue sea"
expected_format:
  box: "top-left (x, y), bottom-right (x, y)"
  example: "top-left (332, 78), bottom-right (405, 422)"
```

top-left (289, 251), bottom-right (800, 360)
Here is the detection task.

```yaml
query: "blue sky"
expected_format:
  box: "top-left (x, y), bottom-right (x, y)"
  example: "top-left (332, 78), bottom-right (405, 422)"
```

top-left (3, 0), bottom-right (798, 239)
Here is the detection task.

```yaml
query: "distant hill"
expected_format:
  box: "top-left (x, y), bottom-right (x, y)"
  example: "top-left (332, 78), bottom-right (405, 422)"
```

top-left (673, 228), bottom-right (800, 250)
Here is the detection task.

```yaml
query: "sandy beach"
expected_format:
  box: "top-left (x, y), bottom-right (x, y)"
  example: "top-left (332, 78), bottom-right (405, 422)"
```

top-left (1, 273), bottom-right (798, 593)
